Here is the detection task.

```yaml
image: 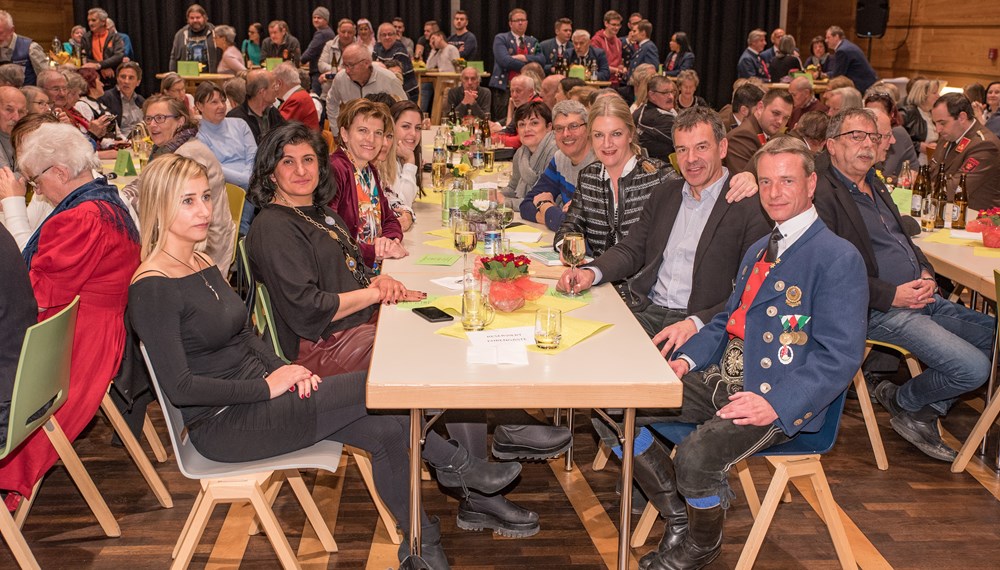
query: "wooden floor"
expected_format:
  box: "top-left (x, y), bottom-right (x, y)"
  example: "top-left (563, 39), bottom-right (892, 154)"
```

top-left (4, 389), bottom-right (1000, 569)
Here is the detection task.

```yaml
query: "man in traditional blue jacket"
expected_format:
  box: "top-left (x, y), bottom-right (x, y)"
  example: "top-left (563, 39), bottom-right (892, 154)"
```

top-left (489, 8), bottom-right (545, 120)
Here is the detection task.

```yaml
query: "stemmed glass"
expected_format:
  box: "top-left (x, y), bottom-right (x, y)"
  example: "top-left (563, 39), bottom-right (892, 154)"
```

top-left (453, 216), bottom-right (478, 274)
top-left (496, 204), bottom-right (514, 242)
top-left (129, 123), bottom-right (152, 170)
top-left (560, 232), bottom-right (586, 296)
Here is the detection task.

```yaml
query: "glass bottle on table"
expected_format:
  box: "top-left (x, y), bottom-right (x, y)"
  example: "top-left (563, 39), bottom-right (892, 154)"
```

top-left (911, 164), bottom-right (928, 217)
top-left (933, 164), bottom-right (947, 229)
top-left (432, 131), bottom-right (448, 191)
top-left (952, 173), bottom-right (968, 230)
top-left (560, 232), bottom-right (587, 297)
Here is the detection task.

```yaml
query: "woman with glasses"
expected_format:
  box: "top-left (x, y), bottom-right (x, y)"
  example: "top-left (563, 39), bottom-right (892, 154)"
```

top-left (503, 101), bottom-right (558, 212)
top-left (0, 123), bottom-right (139, 511)
top-left (328, 98), bottom-right (406, 272)
top-left (0, 113), bottom-right (60, 249)
top-left (123, 95), bottom-right (235, 273)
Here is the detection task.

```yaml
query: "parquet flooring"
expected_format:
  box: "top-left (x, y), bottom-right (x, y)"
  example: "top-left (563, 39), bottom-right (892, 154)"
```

top-left (3, 391), bottom-right (1000, 569)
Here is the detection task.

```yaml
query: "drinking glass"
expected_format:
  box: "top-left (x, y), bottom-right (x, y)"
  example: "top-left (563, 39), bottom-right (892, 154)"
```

top-left (462, 277), bottom-right (495, 331)
top-left (484, 150), bottom-right (495, 172)
top-left (453, 216), bottom-right (478, 273)
top-left (534, 308), bottom-right (562, 349)
top-left (496, 204), bottom-right (514, 241)
top-left (560, 232), bottom-right (587, 296)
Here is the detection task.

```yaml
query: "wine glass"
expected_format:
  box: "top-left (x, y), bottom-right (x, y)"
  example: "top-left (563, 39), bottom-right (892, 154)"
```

top-left (129, 123), bottom-right (152, 170)
top-left (560, 232), bottom-right (587, 296)
top-left (496, 204), bottom-right (514, 241)
top-left (453, 216), bottom-right (478, 273)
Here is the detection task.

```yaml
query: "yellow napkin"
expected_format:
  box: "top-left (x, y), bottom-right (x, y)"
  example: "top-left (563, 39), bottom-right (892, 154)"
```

top-left (425, 228), bottom-right (453, 238)
top-left (416, 192), bottom-right (443, 205)
top-left (922, 231), bottom-right (979, 246)
top-left (434, 312), bottom-right (612, 355)
top-left (430, 289), bottom-right (587, 315)
top-left (973, 247), bottom-right (1000, 258)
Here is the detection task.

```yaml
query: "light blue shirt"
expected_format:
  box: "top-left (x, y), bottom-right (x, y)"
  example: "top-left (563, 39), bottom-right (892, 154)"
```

top-left (196, 118), bottom-right (257, 189)
top-left (647, 170), bottom-right (728, 322)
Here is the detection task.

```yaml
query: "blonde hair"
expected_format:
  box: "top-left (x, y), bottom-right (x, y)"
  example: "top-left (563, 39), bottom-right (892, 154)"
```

top-left (137, 154), bottom-right (209, 260)
top-left (629, 64), bottom-right (657, 107)
top-left (906, 79), bottom-right (944, 108)
top-left (587, 95), bottom-right (642, 157)
top-left (377, 134), bottom-right (399, 188)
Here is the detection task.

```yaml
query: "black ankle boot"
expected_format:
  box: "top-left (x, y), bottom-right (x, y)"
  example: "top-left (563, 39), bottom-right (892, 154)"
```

top-left (431, 440), bottom-right (522, 494)
top-left (632, 439), bottom-right (688, 564)
top-left (643, 504), bottom-right (724, 570)
top-left (398, 516), bottom-right (451, 570)
top-left (456, 491), bottom-right (540, 538)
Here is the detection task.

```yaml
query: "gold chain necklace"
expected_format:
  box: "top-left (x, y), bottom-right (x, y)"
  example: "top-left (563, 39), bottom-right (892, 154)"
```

top-left (274, 196), bottom-right (371, 288)
top-left (161, 250), bottom-right (220, 300)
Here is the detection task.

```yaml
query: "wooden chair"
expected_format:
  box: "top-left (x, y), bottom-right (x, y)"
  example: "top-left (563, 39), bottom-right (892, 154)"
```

top-left (630, 392), bottom-right (857, 570)
top-left (239, 246), bottom-right (404, 543)
top-left (952, 269), bottom-right (1000, 473)
top-left (0, 298), bottom-right (120, 569)
top-left (141, 344), bottom-right (345, 569)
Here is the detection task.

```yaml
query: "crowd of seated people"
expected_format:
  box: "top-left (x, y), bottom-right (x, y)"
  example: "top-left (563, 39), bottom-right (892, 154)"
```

top-left (2, 4), bottom-right (1000, 569)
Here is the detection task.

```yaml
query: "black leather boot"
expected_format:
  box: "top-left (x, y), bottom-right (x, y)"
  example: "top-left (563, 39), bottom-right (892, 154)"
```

top-left (398, 516), bottom-right (451, 570)
top-left (431, 439), bottom-right (522, 494)
top-left (456, 491), bottom-right (540, 538)
top-left (643, 503), bottom-right (725, 570)
top-left (633, 438), bottom-right (688, 565)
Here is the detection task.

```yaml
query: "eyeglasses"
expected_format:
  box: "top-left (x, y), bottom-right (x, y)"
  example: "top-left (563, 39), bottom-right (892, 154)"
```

top-left (46, 86), bottom-right (69, 93)
top-left (554, 122), bottom-right (585, 134)
top-left (834, 130), bottom-right (882, 144)
top-left (144, 114), bottom-right (178, 124)
top-left (343, 60), bottom-right (367, 69)
top-left (25, 166), bottom-right (54, 192)
top-left (650, 90), bottom-right (677, 96)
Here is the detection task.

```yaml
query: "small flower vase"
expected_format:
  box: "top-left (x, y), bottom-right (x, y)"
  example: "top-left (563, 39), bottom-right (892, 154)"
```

top-left (983, 227), bottom-right (1000, 248)
top-left (487, 279), bottom-right (525, 312)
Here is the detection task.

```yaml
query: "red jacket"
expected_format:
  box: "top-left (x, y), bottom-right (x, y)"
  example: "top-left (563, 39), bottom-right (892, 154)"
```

top-left (279, 88), bottom-right (320, 131)
top-left (328, 148), bottom-right (403, 268)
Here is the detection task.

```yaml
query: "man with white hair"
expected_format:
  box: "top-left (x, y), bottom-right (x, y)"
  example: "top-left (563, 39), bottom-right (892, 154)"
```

top-left (82, 8), bottom-right (125, 88)
top-left (326, 43), bottom-right (406, 127)
top-left (226, 69), bottom-right (285, 144)
top-left (568, 29), bottom-right (609, 81)
top-left (824, 87), bottom-right (862, 117)
top-left (492, 74), bottom-right (542, 149)
top-left (374, 22), bottom-right (416, 102)
top-left (0, 10), bottom-right (49, 86)
top-left (445, 66), bottom-right (491, 119)
top-left (737, 29), bottom-right (769, 81)
top-left (787, 75), bottom-right (828, 129)
top-left (273, 62), bottom-right (319, 130)
top-left (0, 86), bottom-right (26, 169)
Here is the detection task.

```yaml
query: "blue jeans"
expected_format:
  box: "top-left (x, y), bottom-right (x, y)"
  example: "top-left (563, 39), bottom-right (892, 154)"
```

top-left (867, 294), bottom-right (995, 414)
top-left (420, 83), bottom-right (434, 114)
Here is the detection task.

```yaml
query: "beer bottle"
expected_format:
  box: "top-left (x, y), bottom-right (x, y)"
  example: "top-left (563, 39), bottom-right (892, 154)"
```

top-left (953, 173), bottom-right (968, 230)
top-left (912, 165), bottom-right (928, 218)
top-left (933, 164), bottom-right (947, 229)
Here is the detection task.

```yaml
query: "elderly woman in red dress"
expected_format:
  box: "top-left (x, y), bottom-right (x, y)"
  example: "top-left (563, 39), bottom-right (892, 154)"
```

top-left (328, 98), bottom-right (407, 273)
top-left (0, 123), bottom-right (139, 508)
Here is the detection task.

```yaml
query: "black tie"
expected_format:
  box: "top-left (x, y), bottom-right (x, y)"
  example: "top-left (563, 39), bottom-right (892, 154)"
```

top-left (765, 227), bottom-right (782, 262)
top-left (518, 37), bottom-right (525, 51)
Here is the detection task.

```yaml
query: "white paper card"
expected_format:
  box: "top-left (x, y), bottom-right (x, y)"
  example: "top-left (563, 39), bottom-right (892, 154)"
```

top-left (466, 345), bottom-right (529, 365)
top-left (430, 276), bottom-right (465, 291)
top-left (507, 230), bottom-right (544, 243)
top-left (473, 181), bottom-right (499, 190)
top-left (466, 326), bottom-right (535, 347)
top-left (950, 229), bottom-right (982, 241)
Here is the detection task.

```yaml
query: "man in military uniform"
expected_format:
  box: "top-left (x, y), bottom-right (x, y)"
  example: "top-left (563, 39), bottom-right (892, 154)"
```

top-left (489, 9), bottom-right (545, 121)
top-left (930, 92), bottom-right (1000, 211)
top-left (598, 137), bottom-right (868, 570)
top-left (724, 88), bottom-right (793, 173)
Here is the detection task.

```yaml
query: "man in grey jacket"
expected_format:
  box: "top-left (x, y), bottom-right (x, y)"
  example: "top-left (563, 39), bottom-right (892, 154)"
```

top-left (168, 4), bottom-right (220, 73)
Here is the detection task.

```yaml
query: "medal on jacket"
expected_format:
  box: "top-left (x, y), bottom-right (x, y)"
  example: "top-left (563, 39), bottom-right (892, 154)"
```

top-left (779, 315), bottom-right (810, 346)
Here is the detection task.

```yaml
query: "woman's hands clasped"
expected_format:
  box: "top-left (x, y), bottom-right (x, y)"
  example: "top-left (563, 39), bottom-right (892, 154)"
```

top-left (266, 364), bottom-right (322, 399)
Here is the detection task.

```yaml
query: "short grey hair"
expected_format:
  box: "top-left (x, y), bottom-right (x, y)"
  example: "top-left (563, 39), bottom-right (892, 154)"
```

top-left (214, 24), bottom-right (236, 44)
top-left (831, 87), bottom-right (862, 110)
top-left (21, 85), bottom-right (47, 107)
top-left (0, 64), bottom-right (25, 88)
top-left (673, 106), bottom-right (726, 143)
top-left (87, 8), bottom-right (109, 21)
top-left (826, 108), bottom-right (876, 140)
top-left (272, 62), bottom-right (299, 86)
top-left (572, 29), bottom-right (591, 42)
top-left (751, 136), bottom-right (815, 176)
top-left (17, 123), bottom-right (101, 179)
top-left (552, 99), bottom-right (587, 123)
top-left (0, 10), bottom-right (14, 28)
top-left (747, 29), bottom-right (766, 45)
top-left (63, 70), bottom-right (87, 96)
top-left (245, 69), bottom-right (273, 100)
top-left (36, 69), bottom-right (64, 89)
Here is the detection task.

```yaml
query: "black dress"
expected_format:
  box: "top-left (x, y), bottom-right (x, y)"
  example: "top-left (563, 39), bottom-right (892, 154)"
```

top-left (0, 226), bottom-right (37, 444)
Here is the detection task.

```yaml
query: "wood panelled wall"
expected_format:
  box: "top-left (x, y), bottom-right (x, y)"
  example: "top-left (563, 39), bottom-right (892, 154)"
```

top-left (787, 0), bottom-right (1000, 89)
top-left (6, 0), bottom-right (77, 50)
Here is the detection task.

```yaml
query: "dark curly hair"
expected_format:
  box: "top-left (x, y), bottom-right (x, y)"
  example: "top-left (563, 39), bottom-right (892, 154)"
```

top-left (247, 122), bottom-right (335, 208)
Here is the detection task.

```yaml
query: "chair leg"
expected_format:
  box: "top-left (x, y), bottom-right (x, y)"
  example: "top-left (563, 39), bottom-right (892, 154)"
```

top-left (808, 463), bottom-right (857, 569)
top-left (101, 395), bottom-right (173, 508)
top-left (629, 501), bottom-right (658, 548)
top-left (143, 410), bottom-right (169, 463)
top-left (736, 460), bottom-right (761, 519)
top-left (248, 481), bottom-right (302, 570)
top-left (248, 474), bottom-right (284, 536)
top-left (12, 479), bottom-right (41, 529)
top-left (953, 387), bottom-right (1000, 472)
top-left (421, 461), bottom-right (432, 481)
top-left (734, 459), bottom-right (792, 570)
top-left (0, 505), bottom-right (40, 570)
top-left (42, 417), bottom-right (121, 538)
top-left (284, 469), bottom-right (338, 553)
top-left (172, 484), bottom-right (218, 570)
top-left (593, 441), bottom-right (611, 471)
top-left (853, 368), bottom-right (889, 470)
top-left (351, 449), bottom-right (402, 544)
top-left (904, 356), bottom-right (923, 379)
top-left (172, 488), bottom-right (205, 559)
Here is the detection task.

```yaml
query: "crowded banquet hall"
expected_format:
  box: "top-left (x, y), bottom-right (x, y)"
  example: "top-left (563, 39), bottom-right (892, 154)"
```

top-left (4, 1), bottom-right (1000, 568)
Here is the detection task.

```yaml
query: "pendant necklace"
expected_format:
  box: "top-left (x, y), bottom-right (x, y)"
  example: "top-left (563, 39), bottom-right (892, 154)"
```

top-left (162, 249), bottom-right (220, 300)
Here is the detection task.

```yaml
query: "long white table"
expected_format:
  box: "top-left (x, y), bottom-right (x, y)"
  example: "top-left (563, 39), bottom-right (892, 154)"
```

top-left (366, 184), bottom-right (682, 569)
top-left (912, 233), bottom-right (997, 301)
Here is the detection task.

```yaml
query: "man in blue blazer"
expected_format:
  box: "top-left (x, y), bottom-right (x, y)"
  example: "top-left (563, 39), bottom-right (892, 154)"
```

top-left (567, 30), bottom-right (610, 81)
top-left (737, 29), bottom-right (770, 81)
top-left (624, 19), bottom-right (659, 83)
top-left (825, 26), bottom-right (877, 93)
top-left (490, 8), bottom-right (545, 120)
top-left (538, 18), bottom-right (573, 75)
top-left (628, 137), bottom-right (869, 570)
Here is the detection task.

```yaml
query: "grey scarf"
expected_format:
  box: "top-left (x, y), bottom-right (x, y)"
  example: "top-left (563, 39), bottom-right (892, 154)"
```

top-left (504, 130), bottom-right (557, 211)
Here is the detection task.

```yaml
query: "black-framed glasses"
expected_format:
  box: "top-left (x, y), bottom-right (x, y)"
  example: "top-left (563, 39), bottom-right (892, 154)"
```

top-left (834, 130), bottom-right (882, 144)
top-left (650, 89), bottom-right (677, 96)
top-left (554, 122), bottom-right (585, 134)
top-left (144, 114), bottom-right (178, 124)
top-left (25, 166), bottom-right (54, 192)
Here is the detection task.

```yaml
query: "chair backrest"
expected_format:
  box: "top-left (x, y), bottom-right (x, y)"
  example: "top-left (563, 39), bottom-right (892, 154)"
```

top-left (225, 183), bottom-right (245, 226)
top-left (255, 282), bottom-right (289, 363)
top-left (0, 297), bottom-right (80, 460)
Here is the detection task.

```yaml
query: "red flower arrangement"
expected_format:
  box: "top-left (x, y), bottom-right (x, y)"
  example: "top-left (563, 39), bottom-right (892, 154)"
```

top-left (965, 208), bottom-right (1000, 248)
top-left (478, 254), bottom-right (548, 311)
